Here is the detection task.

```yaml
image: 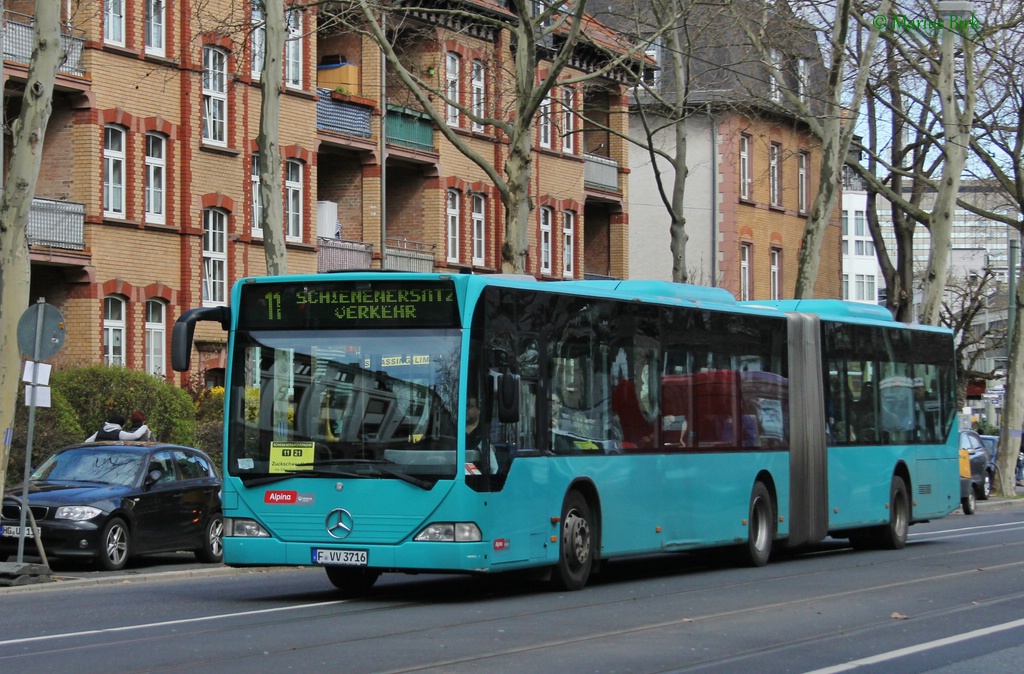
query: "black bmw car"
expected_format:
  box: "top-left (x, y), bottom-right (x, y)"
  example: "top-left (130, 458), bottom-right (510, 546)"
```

top-left (1, 443), bottom-right (223, 571)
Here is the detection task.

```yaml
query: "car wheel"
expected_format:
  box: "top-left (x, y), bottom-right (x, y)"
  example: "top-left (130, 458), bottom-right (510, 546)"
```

top-left (980, 473), bottom-right (992, 500)
top-left (97, 517), bottom-right (130, 571)
top-left (743, 481), bottom-right (775, 567)
top-left (551, 490), bottom-right (595, 591)
top-left (194, 514), bottom-right (224, 564)
top-left (325, 566), bottom-right (381, 598)
top-left (961, 489), bottom-right (976, 514)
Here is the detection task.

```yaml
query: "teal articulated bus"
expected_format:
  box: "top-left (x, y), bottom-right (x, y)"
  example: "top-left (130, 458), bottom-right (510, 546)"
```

top-left (172, 273), bottom-right (959, 594)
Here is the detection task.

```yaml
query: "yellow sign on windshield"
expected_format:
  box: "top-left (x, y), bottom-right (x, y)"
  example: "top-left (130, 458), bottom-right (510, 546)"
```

top-left (269, 442), bottom-right (316, 473)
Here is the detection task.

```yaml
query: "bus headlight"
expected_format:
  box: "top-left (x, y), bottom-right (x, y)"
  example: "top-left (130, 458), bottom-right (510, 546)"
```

top-left (226, 518), bottom-right (270, 537)
top-left (414, 522), bottom-right (482, 542)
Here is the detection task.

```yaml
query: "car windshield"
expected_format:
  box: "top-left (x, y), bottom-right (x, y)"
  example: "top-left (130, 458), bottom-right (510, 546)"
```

top-left (227, 328), bottom-right (461, 482)
top-left (31, 448), bottom-right (145, 487)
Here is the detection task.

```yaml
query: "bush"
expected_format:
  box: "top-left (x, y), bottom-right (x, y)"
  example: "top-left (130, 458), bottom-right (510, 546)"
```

top-left (5, 386), bottom-right (84, 487)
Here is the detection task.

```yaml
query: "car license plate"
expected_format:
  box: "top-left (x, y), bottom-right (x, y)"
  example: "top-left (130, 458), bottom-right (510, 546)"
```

top-left (1, 525), bottom-right (35, 538)
top-left (312, 548), bottom-right (368, 566)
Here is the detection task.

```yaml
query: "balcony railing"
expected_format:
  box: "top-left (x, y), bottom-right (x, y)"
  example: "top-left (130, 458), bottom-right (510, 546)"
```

top-left (384, 238), bottom-right (435, 272)
top-left (3, 10), bottom-right (86, 77)
top-left (316, 88), bottom-right (372, 138)
top-left (27, 197), bottom-right (85, 250)
top-left (584, 153), bottom-right (620, 192)
top-left (317, 236), bottom-right (373, 272)
top-left (385, 106), bottom-right (436, 153)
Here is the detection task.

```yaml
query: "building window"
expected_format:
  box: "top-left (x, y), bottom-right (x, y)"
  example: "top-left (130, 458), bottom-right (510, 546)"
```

top-left (740, 243), bottom-right (751, 301)
top-left (797, 152), bottom-right (808, 213)
top-left (769, 48), bottom-right (782, 102)
top-left (145, 299), bottom-right (166, 376)
top-left (251, 0), bottom-right (265, 78)
top-left (145, 0), bottom-right (165, 56)
top-left (563, 211), bottom-right (575, 277)
top-left (144, 133), bottom-right (165, 225)
top-left (446, 52), bottom-right (460, 127)
top-left (103, 296), bottom-right (126, 367)
top-left (472, 194), bottom-right (485, 266)
top-left (202, 46), bottom-right (228, 146)
top-left (841, 210), bottom-right (849, 256)
top-left (855, 274), bottom-right (876, 302)
top-left (202, 208), bottom-right (228, 306)
top-left (540, 207), bottom-right (553, 274)
top-left (251, 154), bottom-right (263, 237)
top-left (285, 8), bottom-right (302, 88)
top-left (471, 60), bottom-right (485, 132)
top-left (853, 210), bottom-right (874, 256)
top-left (285, 160), bottom-right (303, 241)
top-left (843, 273), bottom-right (850, 300)
top-left (539, 95), bottom-right (552, 149)
top-left (103, 125), bottom-right (125, 218)
top-left (769, 143), bottom-right (781, 207)
top-left (561, 87), bottom-right (575, 154)
top-left (770, 249), bottom-right (781, 300)
top-left (643, 36), bottom-right (663, 89)
top-left (446, 189), bottom-right (460, 263)
top-left (739, 135), bottom-right (751, 200)
top-left (104, 0), bottom-right (125, 47)
top-left (797, 58), bottom-right (809, 104)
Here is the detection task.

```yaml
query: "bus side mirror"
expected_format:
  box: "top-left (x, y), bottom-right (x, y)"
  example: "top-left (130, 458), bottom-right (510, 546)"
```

top-left (497, 372), bottom-right (520, 423)
top-left (171, 307), bottom-right (231, 371)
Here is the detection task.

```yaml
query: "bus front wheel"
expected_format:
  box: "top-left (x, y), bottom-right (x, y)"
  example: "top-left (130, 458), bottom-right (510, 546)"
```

top-left (877, 476), bottom-right (910, 550)
top-left (552, 491), bottom-right (594, 591)
top-left (325, 566), bottom-right (381, 597)
top-left (743, 482), bottom-right (774, 567)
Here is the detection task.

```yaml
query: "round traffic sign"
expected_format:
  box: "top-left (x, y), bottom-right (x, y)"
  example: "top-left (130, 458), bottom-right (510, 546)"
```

top-left (17, 302), bottom-right (67, 361)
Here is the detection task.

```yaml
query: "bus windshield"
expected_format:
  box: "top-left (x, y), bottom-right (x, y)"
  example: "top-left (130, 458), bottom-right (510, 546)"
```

top-left (226, 328), bottom-right (462, 484)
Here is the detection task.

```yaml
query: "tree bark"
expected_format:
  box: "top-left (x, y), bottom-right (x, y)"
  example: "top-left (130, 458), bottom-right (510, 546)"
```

top-left (257, 0), bottom-right (287, 276)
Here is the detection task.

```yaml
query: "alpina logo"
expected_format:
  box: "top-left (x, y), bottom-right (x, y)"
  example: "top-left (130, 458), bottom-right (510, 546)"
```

top-left (265, 490), bottom-right (298, 504)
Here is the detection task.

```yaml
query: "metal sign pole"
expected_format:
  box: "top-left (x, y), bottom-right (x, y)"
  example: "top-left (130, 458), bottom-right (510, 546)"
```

top-left (16, 299), bottom-right (46, 563)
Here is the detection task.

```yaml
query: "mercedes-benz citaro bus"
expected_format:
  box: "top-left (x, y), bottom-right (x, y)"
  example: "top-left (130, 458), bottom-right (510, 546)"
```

top-left (171, 273), bottom-right (959, 596)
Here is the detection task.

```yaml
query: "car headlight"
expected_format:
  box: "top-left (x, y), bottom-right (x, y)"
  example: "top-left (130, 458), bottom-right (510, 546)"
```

top-left (55, 505), bottom-right (103, 521)
top-left (414, 522), bottom-right (482, 542)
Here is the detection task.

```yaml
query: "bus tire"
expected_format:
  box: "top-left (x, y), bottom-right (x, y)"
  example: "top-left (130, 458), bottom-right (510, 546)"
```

top-left (877, 476), bottom-right (910, 550)
top-left (743, 482), bottom-right (774, 567)
top-left (325, 566), bottom-right (381, 597)
top-left (552, 491), bottom-right (594, 591)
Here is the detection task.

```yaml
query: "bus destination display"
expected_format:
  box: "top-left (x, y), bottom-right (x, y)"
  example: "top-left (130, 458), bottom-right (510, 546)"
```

top-left (238, 280), bottom-right (459, 329)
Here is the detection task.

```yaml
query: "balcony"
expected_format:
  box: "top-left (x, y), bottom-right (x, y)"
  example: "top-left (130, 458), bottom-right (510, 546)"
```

top-left (385, 106), bottom-right (435, 153)
top-left (317, 236), bottom-right (373, 272)
top-left (27, 197), bottom-right (85, 250)
top-left (384, 238), bottom-right (435, 272)
top-left (316, 88), bottom-right (372, 138)
top-left (3, 10), bottom-right (86, 77)
top-left (584, 153), bottom-right (620, 192)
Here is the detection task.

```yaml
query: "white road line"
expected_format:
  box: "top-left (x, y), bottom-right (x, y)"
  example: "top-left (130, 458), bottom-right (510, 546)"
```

top-left (805, 617), bottom-right (1024, 673)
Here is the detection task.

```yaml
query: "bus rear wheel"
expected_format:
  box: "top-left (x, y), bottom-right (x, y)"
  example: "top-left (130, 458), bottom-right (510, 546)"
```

top-left (743, 482), bottom-right (774, 567)
top-left (325, 566), bottom-right (381, 597)
top-left (552, 491), bottom-right (594, 591)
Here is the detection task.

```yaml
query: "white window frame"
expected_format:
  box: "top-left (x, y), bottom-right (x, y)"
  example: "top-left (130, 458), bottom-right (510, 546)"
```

top-left (769, 48), bottom-right (782, 102)
top-left (145, 299), bottom-right (166, 376)
top-left (285, 160), bottom-right (303, 241)
top-left (540, 207), bottom-right (553, 274)
top-left (251, 153), bottom-right (263, 237)
top-left (770, 249), bottom-right (781, 300)
top-left (472, 194), bottom-right (485, 266)
top-left (202, 46), bottom-right (228, 147)
top-left (562, 211), bottom-right (575, 277)
top-left (104, 0), bottom-right (125, 47)
top-left (843, 273), bottom-right (850, 300)
top-left (104, 125), bottom-right (126, 218)
top-left (285, 8), bottom-right (302, 89)
top-left (643, 36), bottom-right (663, 89)
top-left (251, 0), bottom-right (266, 79)
top-left (561, 88), bottom-right (575, 153)
top-left (202, 208), bottom-right (228, 306)
top-left (769, 143), bottom-right (781, 207)
top-left (797, 58), bottom-right (809, 104)
top-left (104, 296), bottom-right (126, 367)
top-left (471, 60), bottom-right (485, 132)
top-left (145, 0), bottom-right (165, 56)
top-left (797, 152), bottom-right (808, 213)
top-left (739, 135), bottom-right (750, 200)
top-left (144, 133), bottom-right (166, 225)
top-left (446, 189), bottom-right (460, 263)
top-left (539, 95), bottom-right (552, 149)
top-left (446, 52), bottom-right (460, 127)
top-left (740, 243), bottom-right (751, 301)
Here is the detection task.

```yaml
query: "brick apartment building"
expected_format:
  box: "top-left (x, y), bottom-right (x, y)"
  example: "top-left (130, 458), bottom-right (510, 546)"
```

top-left (6, 1), bottom-right (631, 386)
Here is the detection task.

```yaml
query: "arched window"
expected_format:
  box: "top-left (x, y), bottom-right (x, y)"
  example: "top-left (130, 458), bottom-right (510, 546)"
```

top-left (104, 125), bottom-right (126, 218)
top-left (446, 52), bottom-right (460, 127)
top-left (203, 208), bottom-right (228, 305)
top-left (562, 211), bottom-right (575, 277)
top-left (145, 299), bottom-right (167, 376)
top-left (145, 133), bottom-right (166, 224)
top-left (104, 296), bottom-right (126, 366)
top-left (472, 194), bottom-right (486, 266)
top-left (446, 189), bottom-right (460, 263)
top-left (471, 60), bottom-right (485, 132)
top-left (540, 207), bottom-right (553, 274)
top-left (202, 46), bottom-right (228, 146)
top-left (285, 160), bottom-right (303, 241)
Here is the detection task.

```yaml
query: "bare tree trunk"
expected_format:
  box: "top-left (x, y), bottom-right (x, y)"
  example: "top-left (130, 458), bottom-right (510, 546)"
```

top-left (502, 129), bottom-right (533, 273)
top-left (0, 2), bottom-right (64, 488)
top-left (997, 265), bottom-right (1024, 495)
top-left (257, 0), bottom-right (287, 276)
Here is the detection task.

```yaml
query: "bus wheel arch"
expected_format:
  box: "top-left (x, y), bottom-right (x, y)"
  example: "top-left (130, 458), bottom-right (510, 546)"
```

top-left (551, 482), bottom-right (600, 591)
top-left (743, 475), bottom-right (777, 567)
